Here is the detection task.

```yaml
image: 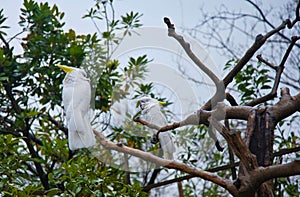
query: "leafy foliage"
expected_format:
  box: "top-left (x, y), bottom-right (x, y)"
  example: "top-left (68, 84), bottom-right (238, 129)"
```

top-left (0, 0), bottom-right (148, 195)
top-left (225, 59), bottom-right (272, 104)
top-left (1, 0), bottom-right (299, 196)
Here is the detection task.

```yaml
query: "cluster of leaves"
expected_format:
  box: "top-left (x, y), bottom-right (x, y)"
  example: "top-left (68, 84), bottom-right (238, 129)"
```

top-left (0, 0), bottom-right (150, 195)
top-left (273, 116), bottom-right (300, 196)
top-left (225, 59), bottom-right (271, 104)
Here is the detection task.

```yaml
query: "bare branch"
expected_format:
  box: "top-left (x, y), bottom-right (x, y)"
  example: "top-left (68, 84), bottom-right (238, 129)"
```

top-left (245, 37), bottom-right (300, 106)
top-left (226, 92), bottom-right (239, 106)
top-left (273, 146), bottom-right (300, 159)
top-left (93, 130), bottom-right (238, 195)
top-left (223, 19), bottom-right (291, 89)
top-left (270, 88), bottom-right (300, 122)
top-left (250, 160), bottom-right (300, 189)
top-left (246, 0), bottom-right (300, 45)
top-left (134, 105), bottom-right (252, 136)
top-left (143, 161), bottom-right (239, 192)
top-left (256, 54), bottom-right (277, 70)
top-left (163, 17), bottom-right (222, 89)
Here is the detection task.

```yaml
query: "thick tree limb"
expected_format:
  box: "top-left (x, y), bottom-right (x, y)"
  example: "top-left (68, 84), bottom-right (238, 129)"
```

top-left (143, 161), bottom-right (240, 192)
top-left (270, 88), bottom-right (300, 122)
top-left (247, 160), bottom-right (300, 191)
top-left (93, 130), bottom-right (238, 196)
top-left (134, 105), bottom-right (252, 136)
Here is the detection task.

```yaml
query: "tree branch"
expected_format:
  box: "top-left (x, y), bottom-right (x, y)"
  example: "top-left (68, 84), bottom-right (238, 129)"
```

top-left (273, 146), bottom-right (300, 159)
top-left (223, 19), bottom-right (291, 89)
top-left (246, 0), bottom-right (300, 46)
top-left (246, 36), bottom-right (300, 106)
top-left (163, 17), bottom-right (225, 110)
top-left (270, 88), bottom-right (300, 122)
top-left (143, 161), bottom-right (240, 192)
top-left (208, 117), bottom-right (259, 173)
top-left (256, 54), bottom-right (277, 70)
top-left (93, 130), bottom-right (238, 196)
top-left (163, 17), bottom-right (220, 86)
top-left (226, 92), bottom-right (239, 106)
top-left (249, 159), bottom-right (300, 190)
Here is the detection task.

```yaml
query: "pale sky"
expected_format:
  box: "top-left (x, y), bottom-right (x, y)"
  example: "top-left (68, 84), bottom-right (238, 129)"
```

top-left (1, 0), bottom-right (283, 66)
top-left (1, 0), bottom-right (285, 115)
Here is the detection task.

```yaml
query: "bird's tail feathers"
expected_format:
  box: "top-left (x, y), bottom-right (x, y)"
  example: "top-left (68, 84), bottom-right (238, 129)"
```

top-left (68, 111), bottom-right (96, 150)
top-left (159, 133), bottom-right (175, 160)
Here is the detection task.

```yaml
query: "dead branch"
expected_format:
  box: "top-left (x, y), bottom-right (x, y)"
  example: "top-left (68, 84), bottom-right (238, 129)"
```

top-left (273, 146), bottom-right (300, 159)
top-left (134, 105), bottom-right (252, 136)
top-left (226, 92), bottom-right (239, 106)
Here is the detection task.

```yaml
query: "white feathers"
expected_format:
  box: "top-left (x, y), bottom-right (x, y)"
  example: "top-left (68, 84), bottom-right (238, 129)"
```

top-left (61, 66), bottom-right (96, 150)
top-left (139, 97), bottom-right (175, 160)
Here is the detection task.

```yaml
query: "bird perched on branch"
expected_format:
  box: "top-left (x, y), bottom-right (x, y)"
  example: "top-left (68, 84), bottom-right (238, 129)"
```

top-left (58, 64), bottom-right (96, 150)
top-left (138, 96), bottom-right (175, 160)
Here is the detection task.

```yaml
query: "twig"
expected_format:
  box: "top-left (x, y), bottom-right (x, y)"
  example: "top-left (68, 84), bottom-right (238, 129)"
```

top-left (246, 0), bottom-right (300, 46)
top-left (225, 92), bottom-right (238, 106)
top-left (272, 146), bottom-right (300, 159)
top-left (256, 54), bottom-right (277, 70)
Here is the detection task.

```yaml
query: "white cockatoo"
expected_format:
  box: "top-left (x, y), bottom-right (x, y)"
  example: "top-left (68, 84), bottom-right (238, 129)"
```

top-left (138, 96), bottom-right (175, 160)
top-left (58, 64), bottom-right (96, 150)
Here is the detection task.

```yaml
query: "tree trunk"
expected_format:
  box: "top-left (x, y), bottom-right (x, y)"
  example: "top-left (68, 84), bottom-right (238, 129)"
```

top-left (248, 109), bottom-right (274, 196)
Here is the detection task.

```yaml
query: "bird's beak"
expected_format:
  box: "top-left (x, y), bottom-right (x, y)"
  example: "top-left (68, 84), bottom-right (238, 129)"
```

top-left (159, 101), bottom-right (166, 105)
top-left (57, 64), bottom-right (74, 73)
